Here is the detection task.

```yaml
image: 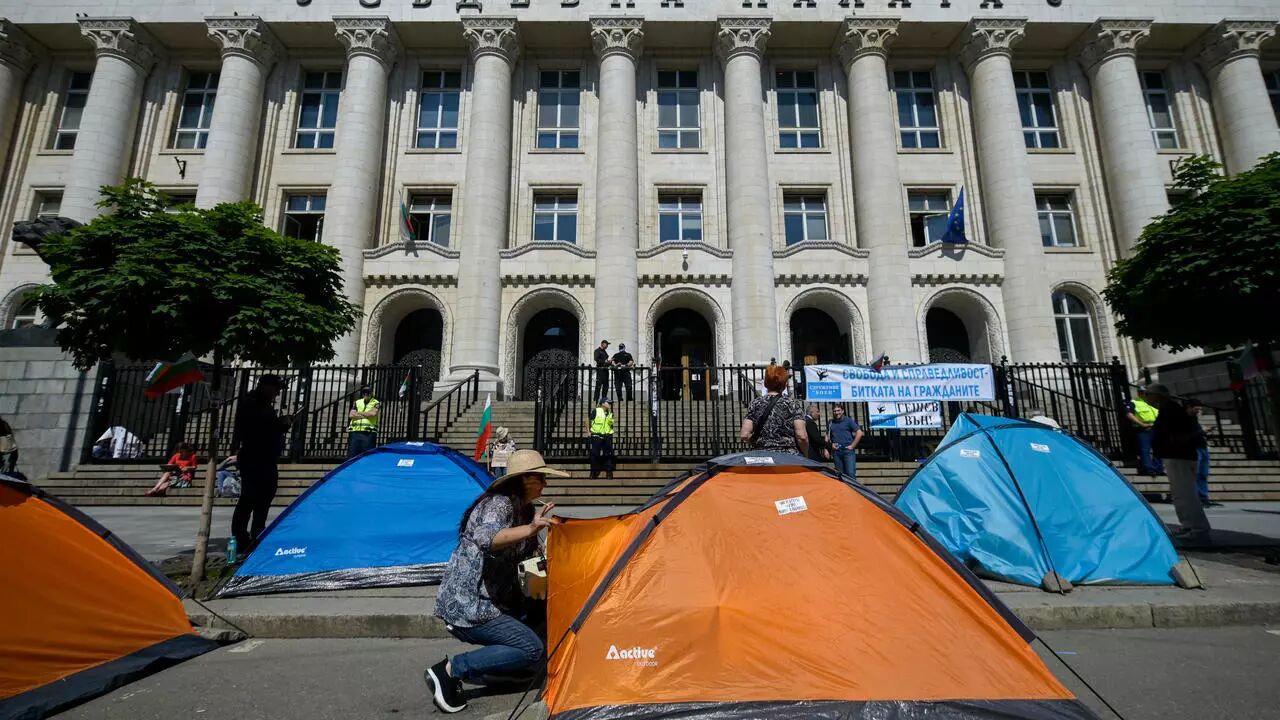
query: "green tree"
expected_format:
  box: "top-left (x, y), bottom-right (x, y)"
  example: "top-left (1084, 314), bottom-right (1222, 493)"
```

top-left (21, 178), bottom-right (359, 583)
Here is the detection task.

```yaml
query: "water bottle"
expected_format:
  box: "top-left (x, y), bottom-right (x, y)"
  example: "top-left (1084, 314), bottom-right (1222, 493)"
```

top-left (227, 537), bottom-right (238, 565)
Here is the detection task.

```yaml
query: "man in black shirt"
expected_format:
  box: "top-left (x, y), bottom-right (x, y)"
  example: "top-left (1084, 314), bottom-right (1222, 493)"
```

top-left (231, 374), bottom-right (293, 552)
top-left (1148, 384), bottom-right (1211, 541)
top-left (611, 343), bottom-right (635, 401)
top-left (593, 340), bottom-right (611, 403)
top-left (803, 403), bottom-right (831, 463)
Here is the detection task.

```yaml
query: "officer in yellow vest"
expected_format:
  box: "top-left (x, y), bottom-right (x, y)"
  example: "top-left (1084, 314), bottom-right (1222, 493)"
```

top-left (586, 400), bottom-right (615, 480)
top-left (1126, 386), bottom-right (1163, 476)
top-left (348, 384), bottom-right (380, 458)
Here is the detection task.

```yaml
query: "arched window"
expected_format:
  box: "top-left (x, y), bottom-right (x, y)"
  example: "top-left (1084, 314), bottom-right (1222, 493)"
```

top-left (9, 297), bottom-right (38, 329)
top-left (1052, 291), bottom-right (1097, 362)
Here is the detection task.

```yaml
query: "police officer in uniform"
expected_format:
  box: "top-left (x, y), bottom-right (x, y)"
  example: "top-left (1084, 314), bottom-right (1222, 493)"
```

top-left (348, 384), bottom-right (380, 458)
top-left (611, 343), bottom-right (635, 401)
top-left (593, 339), bottom-right (611, 403)
top-left (586, 400), bottom-right (615, 479)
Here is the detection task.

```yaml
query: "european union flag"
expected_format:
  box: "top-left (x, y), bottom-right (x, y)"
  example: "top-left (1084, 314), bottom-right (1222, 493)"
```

top-left (941, 187), bottom-right (967, 245)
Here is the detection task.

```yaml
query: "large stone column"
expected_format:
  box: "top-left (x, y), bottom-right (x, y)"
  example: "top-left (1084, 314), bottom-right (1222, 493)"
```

top-left (717, 18), bottom-right (779, 364)
top-left (838, 18), bottom-right (921, 363)
top-left (62, 18), bottom-right (156, 223)
top-left (590, 17), bottom-right (643, 351)
top-left (449, 18), bottom-right (520, 385)
top-left (0, 20), bottom-right (35, 200)
top-left (959, 19), bottom-right (1058, 362)
top-left (196, 17), bottom-right (280, 208)
top-left (326, 17), bottom-right (400, 365)
top-left (1197, 20), bottom-right (1280, 174)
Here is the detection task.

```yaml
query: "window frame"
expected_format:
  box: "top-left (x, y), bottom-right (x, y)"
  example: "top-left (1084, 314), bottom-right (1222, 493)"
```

top-left (1013, 70), bottom-right (1061, 149)
top-left (52, 70), bottom-right (93, 150)
top-left (656, 69), bottom-right (701, 150)
top-left (1264, 69), bottom-right (1280, 126)
top-left (535, 69), bottom-right (581, 150)
top-left (531, 192), bottom-right (579, 244)
top-left (1035, 192), bottom-right (1080, 248)
top-left (406, 192), bottom-right (453, 247)
top-left (775, 69), bottom-right (822, 150)
top-left (781, 192), bottom-right (829, 246)
top-left (906, 189), bottom-right (952, 247)
top-left (1052, 291), bottom-right (1099, 363)
top-left (415, 69), bottom-right (463, 150)
top-left (281, 192), bottom-right (328, 242)
top-left (1140, 71), bottom-right (1181, 150)
top-left (893, 70), bottom-right (942, 149)
top-left (172, 69), bottom-right (219, 150)
top-left (31, 190), bottom-right (63, 220)
top-left (657, 192), bottom-right (704, 243)
top-left (294, 70), bottom-right (343, 150)
top-left (9, 296), bottom-right (39, 330)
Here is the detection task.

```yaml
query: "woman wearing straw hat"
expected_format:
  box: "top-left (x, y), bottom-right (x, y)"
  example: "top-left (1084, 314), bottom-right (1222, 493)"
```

top-left (426, 450), bottom-right (567, 714)
top-left (487, 426), bottom-right (517, 478)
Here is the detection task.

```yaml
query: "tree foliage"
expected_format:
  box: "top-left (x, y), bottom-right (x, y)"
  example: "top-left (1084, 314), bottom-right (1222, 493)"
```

top-left (24, 178), bottom-right (360, 369)
top-left (1103, 153), bottom-right (1280, 352)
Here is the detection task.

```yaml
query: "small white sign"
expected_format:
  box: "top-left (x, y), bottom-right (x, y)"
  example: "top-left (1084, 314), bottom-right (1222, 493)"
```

top-left (775, 496), bottom-right (808, 515)
top-left (397, 458), bottom-right (415, 467)
top-left (744, 456), bottom-right (775, 465)
top-left (1030, 443), bottom-right (1051, 453)
top-left (960, 448), bottom-right (982, 459)
top-left (869, 401), bottom-right (943, 430)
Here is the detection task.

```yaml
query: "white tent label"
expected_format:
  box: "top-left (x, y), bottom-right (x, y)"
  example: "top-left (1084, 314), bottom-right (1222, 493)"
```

top-left (1030, 443), bottom-right (1051, 453)
top-left (397, 459), bottom-right (415, 467)
top-left (775, 496), bottom-right (808, 515)
top-left (744, 456), bottom-right (775, 465)
top-left (406, 441), bottom-right (425, 447)
top-left (960, 449), bottom-right (981, 458)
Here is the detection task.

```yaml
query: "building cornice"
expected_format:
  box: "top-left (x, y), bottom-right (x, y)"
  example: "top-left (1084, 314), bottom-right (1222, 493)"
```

top-left (775, 273), bottom-right (866, 287)
top-left (365, 274), bottom-right (458, 288)
top-left (462, 16), bottom-right (520, 64)
top-left (500, 241), bottom-right (596, 259)
top-left (836, 17), bottom-right (899, 67)
top-left (363, 242), bottom-right (460, 260)
top-left (503, 274), bottom-right (595, 287)
top-left (334, 16), bottom-right (401, 66)
top-left (908, 241), bottom-right (1005, 259)
top-left (206, 16), bottom-right (282, 68)
top-left (716, 17), bottom-right (771, 63)
top-left (640, 273), bottom-right (731, 287)
top-left (1073, 19), bottom-right (1153, 75)
top-left (773, 242), bottom-right (869, 260)
top-left (79, 17), bottom-right (158, 71)
top-left (911, 273), bottom-right (1004, 286)
top-left (637, 242), bottom-right (732, 260)
top-left (590, 17), bottom-right (644, 61)
top-left (958, 17), bottom-right (1026, 72)
top-left (0, 19), bottom-right (36, 73)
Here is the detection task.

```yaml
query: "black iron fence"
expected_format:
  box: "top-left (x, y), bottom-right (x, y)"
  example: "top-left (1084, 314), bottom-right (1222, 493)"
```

top-left (533, 359), bottom-right (1141, 463)
top-left (82, 361), bottom-right (480, 464)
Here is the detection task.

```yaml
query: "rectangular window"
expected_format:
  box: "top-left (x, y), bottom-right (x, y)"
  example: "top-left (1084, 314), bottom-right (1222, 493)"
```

top-left (907, 190), bottom-right (951, 247)
top-left (295, 71), bottom-right (342, 149)
top-left (162, 191), bottom-right (196, 213)
top-left (894, 71), bottom-right (941, 149)
top-left (532, 193), bottom-right (578, 243)
top-left (1141, 72), bottom-right (1180, 149)
top-left (417, 70), bottom-right (462, 149)
top-left (53, 71), bottom-right (92, 150)
top-left (782, 193), bottom-right (828, 245)
top-left (173, 71), bottom-right (218, 149)
top-left (657, 70), bottom-right (700, 149)
top-left (776, 70), bottom-right (821, 149)
top-left (658, 193), bottom-right (703, 242)
top-left (536, 70), bottom-right (580, 150)
top-left (1265, 70), bottom-right (1280, 125)
top-left (33, 191), bottom-right (62, 220)
top-left (1014, 71), bottom-right (1060, 149)
top-left (282, 193), bottom-right (326, 242)
top-left (1036, 193), bottom-right (1078, 248)
top-left (408, 193), bottom-right (452, 247)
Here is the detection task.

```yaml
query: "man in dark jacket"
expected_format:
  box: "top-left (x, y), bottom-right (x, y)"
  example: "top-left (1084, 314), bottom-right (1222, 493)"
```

top-left (803, 403), bottom-right (832, 463)
top-left (231, 374), bottom-right (293, 551)
top-left (593, 340), bottom-right (611, 403)
top-left (1148, 384), bottom-right (1211, 541)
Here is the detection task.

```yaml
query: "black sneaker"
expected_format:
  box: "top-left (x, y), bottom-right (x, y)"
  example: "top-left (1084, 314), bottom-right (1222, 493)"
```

top-left (425, 658), bottom-right (467, 714)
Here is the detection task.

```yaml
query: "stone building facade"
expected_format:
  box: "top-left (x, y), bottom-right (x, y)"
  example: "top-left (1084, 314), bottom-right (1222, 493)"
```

top-left (0, 1), bottom-right (1277, 398)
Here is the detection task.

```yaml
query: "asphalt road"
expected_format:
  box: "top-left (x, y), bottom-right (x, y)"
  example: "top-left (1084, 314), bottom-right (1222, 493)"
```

top-left (56, 627), bottom-right (1280, 720)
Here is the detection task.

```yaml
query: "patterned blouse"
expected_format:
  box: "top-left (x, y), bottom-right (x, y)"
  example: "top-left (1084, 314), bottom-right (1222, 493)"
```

top-left (435, 494), bottom-right (539, 628)
top-left (744, 394), bottom-right (806, 455)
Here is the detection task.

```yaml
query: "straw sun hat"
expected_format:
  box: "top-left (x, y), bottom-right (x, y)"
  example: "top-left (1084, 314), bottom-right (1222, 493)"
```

top-left (494, 426), bottom-right (510, 441)
top-left (492, 449), bottom-right (569, 491)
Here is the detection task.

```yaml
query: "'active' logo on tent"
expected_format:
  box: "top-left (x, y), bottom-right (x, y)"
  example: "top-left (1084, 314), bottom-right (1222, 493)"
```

top-left (605, 644), bottom-right (658, 667)
top-left (274, 546), bottom-right (307, 557)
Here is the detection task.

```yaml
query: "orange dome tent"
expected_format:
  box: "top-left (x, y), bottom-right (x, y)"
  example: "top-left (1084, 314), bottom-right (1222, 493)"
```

top-left (544, 452), bottom-right (1097, 720)
top-left (1, 476), bottom-right (218, 719)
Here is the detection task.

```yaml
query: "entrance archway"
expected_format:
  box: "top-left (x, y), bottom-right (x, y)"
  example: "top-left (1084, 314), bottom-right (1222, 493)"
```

top-left (654, 308), bottom-right (715, 400)
top-left (926, 307), bottom-right (971, 363)
top-left (790, 307), bottom-right (850, 367)
top-left (392, 309), bottom-right (444, 382)
top-left (522, 308), bottom-right (580, 399)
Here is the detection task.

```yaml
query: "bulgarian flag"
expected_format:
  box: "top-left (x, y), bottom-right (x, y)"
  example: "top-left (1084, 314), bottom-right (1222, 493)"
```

top-left (144, 353), bottom-right (204, 400)
top-left (398, 369), bottom-right (412, 399)
top-left (1232, 343), bottom-right (1267, 391)
top-left (473, 393), bottom-right (493, 461)
top-left (400, 199), bottom-right (416, 243)
top-left (870, 352), bottom-right (890, 372)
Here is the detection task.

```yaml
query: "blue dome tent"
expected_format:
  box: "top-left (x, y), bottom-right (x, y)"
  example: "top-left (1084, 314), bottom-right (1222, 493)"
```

top-left (895, 414), bottom-right (1188, 590)
top-left (218, 441), bottom-right (490, 597)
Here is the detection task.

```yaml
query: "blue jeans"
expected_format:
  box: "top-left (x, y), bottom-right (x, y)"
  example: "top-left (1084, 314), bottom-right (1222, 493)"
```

top-left (447, 614), bottom-right (544, 684)
top-left (1196, 447), bottom-right (1211, 502)
top-left (1136, 430), bottom-right (1164, 474)
top-left (347, 431), bottom-right (376, 458)
top-left (833, 448), bottom-right (857, 479)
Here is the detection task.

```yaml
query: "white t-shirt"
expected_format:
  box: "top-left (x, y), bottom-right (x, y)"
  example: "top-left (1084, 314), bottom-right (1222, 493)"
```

top-left (97, 426), bottom-right (143, 458)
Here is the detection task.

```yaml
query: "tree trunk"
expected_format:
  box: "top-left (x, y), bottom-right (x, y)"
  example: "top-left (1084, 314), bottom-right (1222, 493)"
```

top-left (1258, 340), bottom-right (1280, 459)
top-left (190, 353), bottom-right (223, 586)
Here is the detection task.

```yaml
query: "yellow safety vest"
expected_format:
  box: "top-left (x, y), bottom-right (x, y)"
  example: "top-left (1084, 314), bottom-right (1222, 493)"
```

top-left (1132, 398), bottom-right (1158, 424)
top-left (590, 408), bottom-right (614, 435)
top-left (350, 397), bottom-right (380, 433)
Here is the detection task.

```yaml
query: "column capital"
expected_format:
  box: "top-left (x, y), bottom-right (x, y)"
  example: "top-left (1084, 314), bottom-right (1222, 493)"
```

top-left (837, 17), bottom-right (899, 66)
top-left (958, 18), bottom-right (1026, 71)
top-left (206, 16), bottom-right (282, 68)
top-left (1073, 19), bottom-right (1152, 74)
top-left (462, 16), bottom-right (520, 64)
top-left (716, 17), bottom-right (771, 63)
top-left (1196, 20), bottom-right (1278, 72)
top-left (590, 17), bottom-right (644, 61)
top-left (0, 19), bottom-right (36, 73)
top-left (334, 16), bottom-right (400, 67)
top-left (78, 17), bottom-right (157, 71)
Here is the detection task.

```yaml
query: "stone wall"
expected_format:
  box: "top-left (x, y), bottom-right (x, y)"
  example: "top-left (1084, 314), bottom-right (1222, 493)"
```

top-left (0, 346), bottom-right (98, 482)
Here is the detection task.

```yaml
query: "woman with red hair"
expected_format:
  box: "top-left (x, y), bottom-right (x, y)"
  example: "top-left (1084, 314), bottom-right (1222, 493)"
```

top-left (740, 365), bottom-right (809, 456)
